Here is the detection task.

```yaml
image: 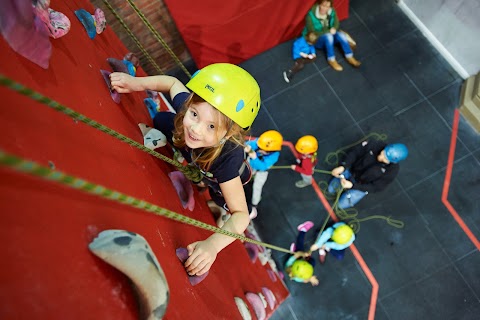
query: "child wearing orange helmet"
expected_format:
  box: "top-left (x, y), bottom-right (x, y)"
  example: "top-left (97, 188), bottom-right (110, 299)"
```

top-left (291, 135), bottom-right (319, 188)
top-left (245, 130), bottom-right (283, 210)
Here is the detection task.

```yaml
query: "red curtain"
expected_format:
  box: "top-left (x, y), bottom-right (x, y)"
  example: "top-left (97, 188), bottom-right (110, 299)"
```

top-left (164, 0), bottom-right (349, 68)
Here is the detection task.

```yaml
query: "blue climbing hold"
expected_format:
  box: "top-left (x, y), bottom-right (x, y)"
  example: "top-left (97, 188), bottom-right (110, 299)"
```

top-left (74, 9), bottom-right (96, 39)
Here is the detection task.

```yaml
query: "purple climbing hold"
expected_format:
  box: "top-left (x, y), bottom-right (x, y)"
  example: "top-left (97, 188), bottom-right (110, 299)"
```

top-left (175, 247), bottom-right (208, 286)
top-left (0, 0), bottom-right (52, 69)
top-left (245, 292), bottom-right (266, 320)
top-left (261, 287), bottom-right (276, 310)
top-left (244, 242), bottom-right (259, 263)
top-left (168, 171), bottom-right (195, 211)
top-left (100, 70), bottom-right (120, 103)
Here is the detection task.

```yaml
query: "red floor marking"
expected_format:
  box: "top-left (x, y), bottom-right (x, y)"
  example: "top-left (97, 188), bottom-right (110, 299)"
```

top-left (442, 109), bottom-right (480, 250)
top-left (284, 141), bottom-right (378, 320)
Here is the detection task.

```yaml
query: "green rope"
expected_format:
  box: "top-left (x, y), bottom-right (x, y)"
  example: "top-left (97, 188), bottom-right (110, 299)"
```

top-left (324, 133), bottom-right (388, 166)
top-left (0, 75), bottom-right (202, 183)
top-left (125, 0), bottom-right (192, 78)
top-left (101, 0), bottom-right (164, 74)
top-left (0, 149), bottom-right (293, 254)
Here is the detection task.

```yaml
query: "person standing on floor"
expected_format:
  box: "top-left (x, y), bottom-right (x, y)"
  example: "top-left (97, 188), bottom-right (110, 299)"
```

top-left (283, 32), bottom-right (318, 83)
top-left (304, 0), bottom-right (360, 71)
top-left (309, 221), bottom-right (355, 263)
top-left (285, 221), bottom-right (319, 286)
top-left (245, 130), bottom-right (283, 209)
top-left (328, 140), bottom-right (408, 209)
top-left (291, 135), bottom-right (318, 188)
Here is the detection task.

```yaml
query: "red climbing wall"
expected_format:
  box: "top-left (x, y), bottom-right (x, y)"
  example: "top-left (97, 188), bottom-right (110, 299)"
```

top-left (0, 0), bottom-right (289, 319)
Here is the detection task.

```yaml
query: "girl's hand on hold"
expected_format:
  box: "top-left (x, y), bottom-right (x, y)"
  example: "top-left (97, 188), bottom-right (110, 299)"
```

top-left (185, 240), bottom-right (218, 276)
top-left (331, 166), bottom-right (345, 177)
top-left (340, 178), bottom-right (353, 189)
top-left (110, 72), bottom-right (142, 93)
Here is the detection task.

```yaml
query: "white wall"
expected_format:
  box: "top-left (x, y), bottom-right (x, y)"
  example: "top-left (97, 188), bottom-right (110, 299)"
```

top-left (399, 0), bottom-right (480, 78)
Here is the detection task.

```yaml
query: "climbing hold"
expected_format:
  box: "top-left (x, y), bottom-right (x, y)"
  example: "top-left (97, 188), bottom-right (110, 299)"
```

top-left (93, 8), bottom-right (106, 34)
top-left (168, 171), bottom-right (195, 211)
top-left (175, 247), bottom-right (208, 286)
top-left (74, 9), bottom-right (96, 39)
top-left (234, 297), bottom-right (252, 320)
top-left (261, 287), bottom-right (276, 310)
top-left (138, 123), bottom-right (166, 150)
top-left (100, 70), bottom-right (120, 103)
top-left (107, 58), bottom-right (135, 76)
top-left (244, 242), bottom-right (259, 263)
top-left (267, 269), bottom-right (277, 282)
top-left (46, 8), bottom-right (71, 39)
top-left (124, 52), bottom-right (140, 68)
top-left (245, 292), bottom-right (266, 320)
top-left (144, 98), bottom-right (159, 119)
top-left (146, 89), bottom-right (161, 105)
top-left (88, 230), bottom-right (169, 320)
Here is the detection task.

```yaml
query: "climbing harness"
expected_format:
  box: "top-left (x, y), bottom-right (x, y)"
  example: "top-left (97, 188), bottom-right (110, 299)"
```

top-left (101, 0), bottom-right (164, 74)
top-left (0, 149), bottom-right (293, 254)
top-left (0, 74), bottom-right (202, 183)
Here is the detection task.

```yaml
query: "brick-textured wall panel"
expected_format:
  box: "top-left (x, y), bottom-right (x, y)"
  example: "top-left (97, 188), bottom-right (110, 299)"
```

top-left (91, 0), bottom-right (193, 76)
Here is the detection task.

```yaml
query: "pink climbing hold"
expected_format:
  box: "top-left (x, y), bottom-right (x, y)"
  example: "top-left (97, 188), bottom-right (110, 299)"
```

top-left (245, 292), bottom-right (266, 320)
top-left (100, 70), bottom-right (120, 103)
top-left (261, 287), bottom-right (276, 310)
top-left (175, 247), bottom-right (208, 286)
top-left (168, 171), bottom-right (195, 211)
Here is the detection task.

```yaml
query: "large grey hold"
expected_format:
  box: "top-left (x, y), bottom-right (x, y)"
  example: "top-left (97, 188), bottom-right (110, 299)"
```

top-left (89, 230), bottom-right (169, 320)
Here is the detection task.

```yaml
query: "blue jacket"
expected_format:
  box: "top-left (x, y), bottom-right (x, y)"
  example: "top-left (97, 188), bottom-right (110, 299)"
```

top-left (246, 139), bottom-right (280, 171)
top-left (314, 222), bottom-right (355, 250)
top-left (292, 36), bottom-right (316, 60)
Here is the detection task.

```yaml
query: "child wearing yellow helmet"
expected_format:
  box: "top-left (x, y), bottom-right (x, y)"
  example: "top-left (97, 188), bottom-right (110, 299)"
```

top-left (291, 135), bottom-right (318, 188)
top-left (109, 63), bottom-right (261, 277)
top-left (244, 130), bottom-right (283, 209)
top-left (309, 222), bottom-right (355, 264)
top-left (285, 221), bottom-right (319, 286)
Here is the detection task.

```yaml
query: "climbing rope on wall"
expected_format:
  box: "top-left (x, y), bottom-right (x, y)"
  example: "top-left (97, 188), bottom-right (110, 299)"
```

top-left (124, 0), bottom-right (192, 78)
top-left (101, 0), bottom-right (164, 75)
top-left (0, 149), bottom-right (293, 254)
top-left (0, 74), bottom-right (202, 183)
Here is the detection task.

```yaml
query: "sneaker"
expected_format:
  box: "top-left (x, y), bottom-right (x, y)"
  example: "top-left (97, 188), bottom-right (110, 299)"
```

top-left (346, 56), bottom-right (361, 67)
top-left (328, 59), bottom-right (343, 71)
top-left (297, 221), bottom-right (314, 232)
top-left (283, 71), bottom-right (291, 83)
top-left (295, 180), bottom-right (312, 188)
top-left (289, 242), bottom-right (296, 252)
top-left (319, 249), bottom-right (327, 264)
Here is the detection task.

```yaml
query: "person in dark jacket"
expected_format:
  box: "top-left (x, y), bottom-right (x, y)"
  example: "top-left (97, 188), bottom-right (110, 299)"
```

top-left (327, 140), bottom-right (408, 209)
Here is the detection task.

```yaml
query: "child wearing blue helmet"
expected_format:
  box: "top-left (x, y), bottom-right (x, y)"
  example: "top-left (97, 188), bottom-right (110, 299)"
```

top-left (328, 140), bottom-right (408, 209)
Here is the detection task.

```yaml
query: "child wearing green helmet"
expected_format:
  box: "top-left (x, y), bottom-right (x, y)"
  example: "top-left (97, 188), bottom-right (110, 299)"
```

top-left (284, 221), bottom-right (319, 286)
top-left (109, 63), bottom-right (261, 277)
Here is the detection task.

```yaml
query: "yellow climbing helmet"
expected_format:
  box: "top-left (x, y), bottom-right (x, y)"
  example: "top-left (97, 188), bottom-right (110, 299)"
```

top-left (295, 135), bottom-right (318, 154)
top-left (257, 130), bottom-right (283, 151)
top-left (291, 260), bottom-right (314, 280)
top-left (186, 63), bottom-right (261, 129)
top-left (331, 224), bottom-right (354, 244)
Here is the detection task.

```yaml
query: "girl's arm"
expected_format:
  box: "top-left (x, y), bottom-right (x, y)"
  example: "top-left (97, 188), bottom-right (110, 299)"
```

top-left (184, 176), bottom-right (249, 276)
top-left (110, 73), bottom-right (188, 98)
